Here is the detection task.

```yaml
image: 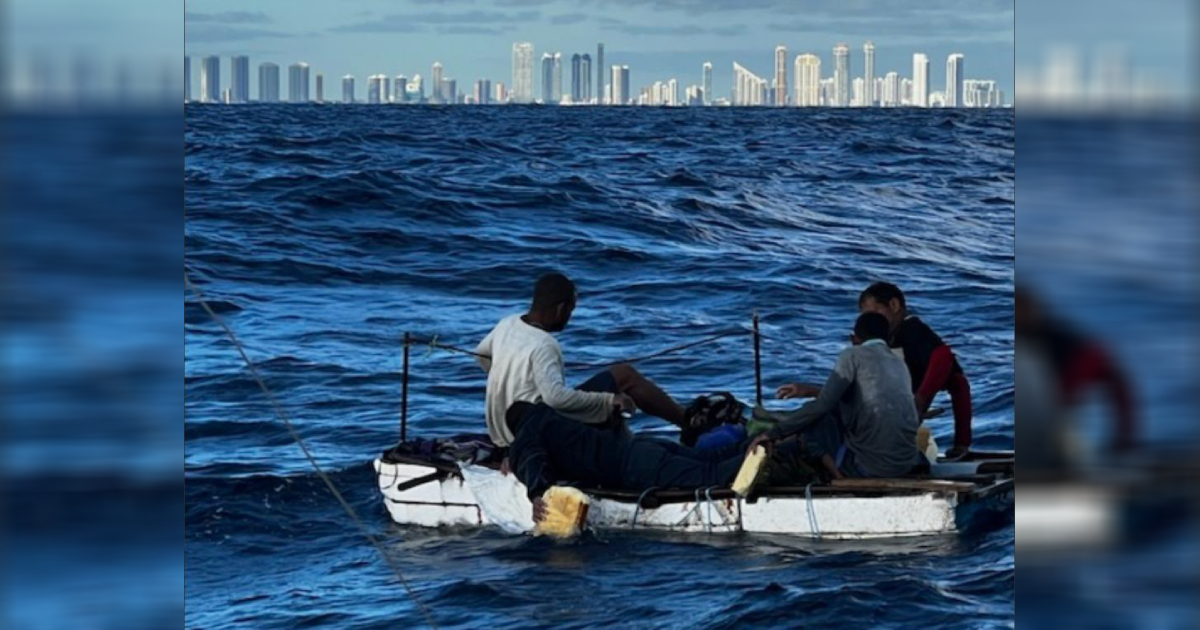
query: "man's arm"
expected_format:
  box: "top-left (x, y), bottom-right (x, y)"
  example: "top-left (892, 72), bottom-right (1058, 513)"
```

top-left (766, 351), bottom-right (855, 441)
top-left (530, 343), bottom-right (614, 422)
top-left (475, 328), bottom-right (494, 372)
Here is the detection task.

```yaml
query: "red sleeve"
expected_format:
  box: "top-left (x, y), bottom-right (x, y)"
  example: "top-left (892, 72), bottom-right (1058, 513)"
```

top-left (914, 345), bottom-right (955, 411)
top-left (1065, 344), bottom-right (1136, 450)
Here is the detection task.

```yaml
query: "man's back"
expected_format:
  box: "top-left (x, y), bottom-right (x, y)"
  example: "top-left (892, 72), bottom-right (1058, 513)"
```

top-left (839, 341), bottom-right (921, 477)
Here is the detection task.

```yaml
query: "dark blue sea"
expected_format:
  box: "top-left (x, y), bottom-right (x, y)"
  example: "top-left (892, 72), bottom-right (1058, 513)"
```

top-left (185, 105), bottom-right (1015, 628)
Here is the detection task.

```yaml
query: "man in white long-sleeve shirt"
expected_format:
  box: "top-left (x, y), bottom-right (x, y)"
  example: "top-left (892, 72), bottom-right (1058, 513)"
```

top-left (476, 272), bottom-right (689, 447)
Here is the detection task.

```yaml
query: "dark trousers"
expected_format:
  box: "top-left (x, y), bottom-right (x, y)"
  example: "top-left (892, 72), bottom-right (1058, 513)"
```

top-left (509, 410), bottom-right (748, 499)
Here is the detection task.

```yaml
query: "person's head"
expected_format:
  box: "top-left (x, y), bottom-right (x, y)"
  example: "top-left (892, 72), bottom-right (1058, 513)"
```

top-left (858, 281), bottom-right (906, 331)
top-left (852, 312), bottom-right (891, 345)
top-left (529, 272), bottom-right (577, 332)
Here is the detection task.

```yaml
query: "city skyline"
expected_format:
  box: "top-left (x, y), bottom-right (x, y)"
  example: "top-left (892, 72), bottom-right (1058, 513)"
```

top-left (184, 0), bottom-right (1014, 101)
top-left (186, 43), bottom-right (1007, 107)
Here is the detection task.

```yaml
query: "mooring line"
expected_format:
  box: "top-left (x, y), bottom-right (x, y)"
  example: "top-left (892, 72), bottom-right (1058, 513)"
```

top-left (184, 270), bottom-right (441, 629)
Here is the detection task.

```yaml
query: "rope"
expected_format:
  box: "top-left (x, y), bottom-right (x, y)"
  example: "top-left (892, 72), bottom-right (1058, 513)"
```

top-left (630, 486), bottom-right (659, 530)
top-left (407, 328), bottom-right (748, 371)
top-left (184, 271), bottom-right (441, 630)
top-left (805, 481), bottom-right (822, 540)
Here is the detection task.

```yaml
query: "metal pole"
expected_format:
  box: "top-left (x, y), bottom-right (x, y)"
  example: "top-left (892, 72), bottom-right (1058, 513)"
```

top-left (752, 313), bottom-right (763, 406)
top-left (401, 332), bottom-right (410, 443)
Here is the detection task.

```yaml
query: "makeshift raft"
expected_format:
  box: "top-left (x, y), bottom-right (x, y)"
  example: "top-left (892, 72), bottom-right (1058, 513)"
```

top-left (374, 443), bottom-right (1013, 539)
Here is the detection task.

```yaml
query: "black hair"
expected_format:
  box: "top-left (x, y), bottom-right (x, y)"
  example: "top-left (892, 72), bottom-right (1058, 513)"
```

top-left (859, 281), bottom-right (906, 310)
top-left (854, 312), bottom-right (891, 341)
top-left (531, 272), bottom-right (576, 310)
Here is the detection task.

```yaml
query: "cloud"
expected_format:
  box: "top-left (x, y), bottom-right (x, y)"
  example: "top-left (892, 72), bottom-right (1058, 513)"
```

top-left (436, 25), bottom-right (510, 35)
top-left (185, 11), bottom-right (272, 25)
top-left (598, 17), bottom-right (748, 38)
top-left (549, 13), bottom-right (588, 25)
top-left (330, 10), bottom-right (540, 33)
top-left (186, 24), bottom-right (295, 43)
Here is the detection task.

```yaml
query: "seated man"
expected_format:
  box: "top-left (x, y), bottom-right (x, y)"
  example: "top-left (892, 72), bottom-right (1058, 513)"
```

top-left (749, 312), bottom-right (924, 479)
top-left (476, 272), bottom-right (689, 448)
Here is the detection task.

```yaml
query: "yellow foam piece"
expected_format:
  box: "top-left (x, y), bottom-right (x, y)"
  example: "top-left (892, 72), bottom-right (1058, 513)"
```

top-left (917, 425), bottom-right (939, 462)
top-left (533, 486), bottom-right (590, 539)
top-left (732, 445), bottom-right (767, 497)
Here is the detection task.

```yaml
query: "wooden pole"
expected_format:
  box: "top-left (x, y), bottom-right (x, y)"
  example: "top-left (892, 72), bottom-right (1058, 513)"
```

top-left (401, 332), bottom-right (410, 443)
top-left (752, 313), bottom-right (763, 406)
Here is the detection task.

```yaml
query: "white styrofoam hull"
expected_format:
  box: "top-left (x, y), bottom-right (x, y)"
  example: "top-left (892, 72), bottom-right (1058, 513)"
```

top-left (375, 459), bottom-right (1006, 539)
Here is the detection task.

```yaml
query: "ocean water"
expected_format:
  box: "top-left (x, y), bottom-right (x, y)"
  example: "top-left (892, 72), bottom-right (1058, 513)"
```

top-left (185, 105), bottom-right (1014, 628)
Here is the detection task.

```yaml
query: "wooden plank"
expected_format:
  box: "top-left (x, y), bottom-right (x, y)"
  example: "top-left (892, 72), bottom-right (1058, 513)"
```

top-left (830, 478), bottom-right (976, 493)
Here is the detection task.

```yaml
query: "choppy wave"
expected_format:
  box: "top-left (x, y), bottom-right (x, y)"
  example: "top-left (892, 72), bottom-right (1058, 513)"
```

top-left (185, 105), bottom-right (1014, 628)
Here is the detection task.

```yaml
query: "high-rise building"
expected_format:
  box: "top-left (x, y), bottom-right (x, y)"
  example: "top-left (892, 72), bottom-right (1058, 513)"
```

top-left (882, 71), bottom-right (900, 106)
top-left (912, 53), bottom-right (930, 107)
top-left (230, 55), bottom-right (249, 103)
top-left (774, 45), bottom-right (788, 106)
top-left (258, 62), bottom-right (279, 102)
top-left (900, 78), bottom-right (913, 106)
top-left (410, 74), bottom-right (424, 102)
top-left (667, 78), bottom-right (679, 106)
top-left (288, 62), bottom-right (309, 103)
top-left (315, 74), bottom-right (324, 103)
top-left (431, 62), bottom-right (444, 103)
top-left (609, 65), bottom-right (630, 105)
top-left (863, 42), bottom-right (876, 106)
top-left (580, 54), bottom-right (592, 103)
top-left (368, 74), bottom-right (388, 104)
top-left (443, 78), bottom-right (457, 104)
top-left (540, 53), bottom-right (562, 104)
top-left (596, 43), bottom-right (605, 104)
top-left (793, 54), bottom-right (821, 106)
top-left (733, 62), bottom-right (767, 106)
top-left (474, 79), bottom-right (491, 105)
top-left (570, 53), bottom-right (582, 103)
top-left (833, 44), bottom-right (850, 106)
top-left (394, 76), bottom-right (409, 103)
top-left (685, 84), bottom-right (703, 106)
top-left (512, 43), bottom-right (534, 104)
top-left (200, 55), bottom-right (220, 103)
top-left (963, 80), bottom-right (1000, 108)
top-left (820, 77), bottom-right (835, 106)
top-left (946, 53), bottom-right (964, 107)
top-left (852, 77), bottom-right (865, 106)
top-left (342, 75), bottom-right (355, 104)
top-left (702, 61), bottom-right (713, 106)
top-left (494, 81), bottom-right (507, 104)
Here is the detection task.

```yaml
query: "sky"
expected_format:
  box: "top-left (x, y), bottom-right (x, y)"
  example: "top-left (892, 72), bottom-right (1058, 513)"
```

top-left (184, 0), bottom-right (1016, 102)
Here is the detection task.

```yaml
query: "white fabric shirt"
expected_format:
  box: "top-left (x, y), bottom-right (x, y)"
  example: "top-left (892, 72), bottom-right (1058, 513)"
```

top-left (476, 314), bottom-right (614, 446)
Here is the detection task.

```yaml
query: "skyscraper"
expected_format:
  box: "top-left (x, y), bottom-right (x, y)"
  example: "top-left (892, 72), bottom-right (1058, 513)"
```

top-left (833, 44), bottom-right (850, 107)
top-left (229, 55), bottom-right (249, 103)
top-left (570, 53), bottom-right (582, 103)
top-left (474, 79), bottom-right (491, 105)
top-left (702, 61), bottom-right (713, 106)
top-left (541, 53), bottom-right (556, 104)
top-left (511, 43), bottom-right (534, 104)
top-left (667, 78), bottom-right (679, 106)
top-left (882, 71), bottom-right (900, 106)
top-left (200, 55), bottom-right (220, 103)
top-left (774, 45), bottom-right (788, 106)
top-left (411, 74), bottom-right (424, 102)
top-left (443, 78), bottom-right (457, 104)
top-left (794, 54), bottom-right (821, 106)
top-left (258, 62), bottom-right (279, 102)
top-left (610, 65), bottom-right (629, 105)
top-left (863, 42), bottom-right (876, 107)
top-left (900, 78), bottom-right (912, 105)
top-left (494, 82), bottom-right (507, 104)
top-left (431, 62), bottom-right (444, 103)
top-left (852, 77), bottom-right (865, 107)
top-left (368, 75), bottom-right (389, 104)
top-left (315, 74), bottom-right (324, 103)
top-left (342, 75), bottom-right (354, 104)
top-left (184, 56), bottom-right (191, 102)
top-left (288, 62), bottom-right (309, 103)
top-left (580, 54), bottom-right (592, 103)
top-left (912, 53), bottom-right (930, 107)
top-left (596, 43), bottom-right (605, 104)
top-left (394, 76), bottom-right (409, 103)
top-left (733, 62), bottom-right (767, 106)
top-left (552, 54), bottom-right (562, 103)
top-left (946, 53), bottom-right (964, 107)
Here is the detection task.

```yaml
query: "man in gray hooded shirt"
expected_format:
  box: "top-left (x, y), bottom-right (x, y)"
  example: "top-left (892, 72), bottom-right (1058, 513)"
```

top-left (749, 312), bottom-right (924, 479)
